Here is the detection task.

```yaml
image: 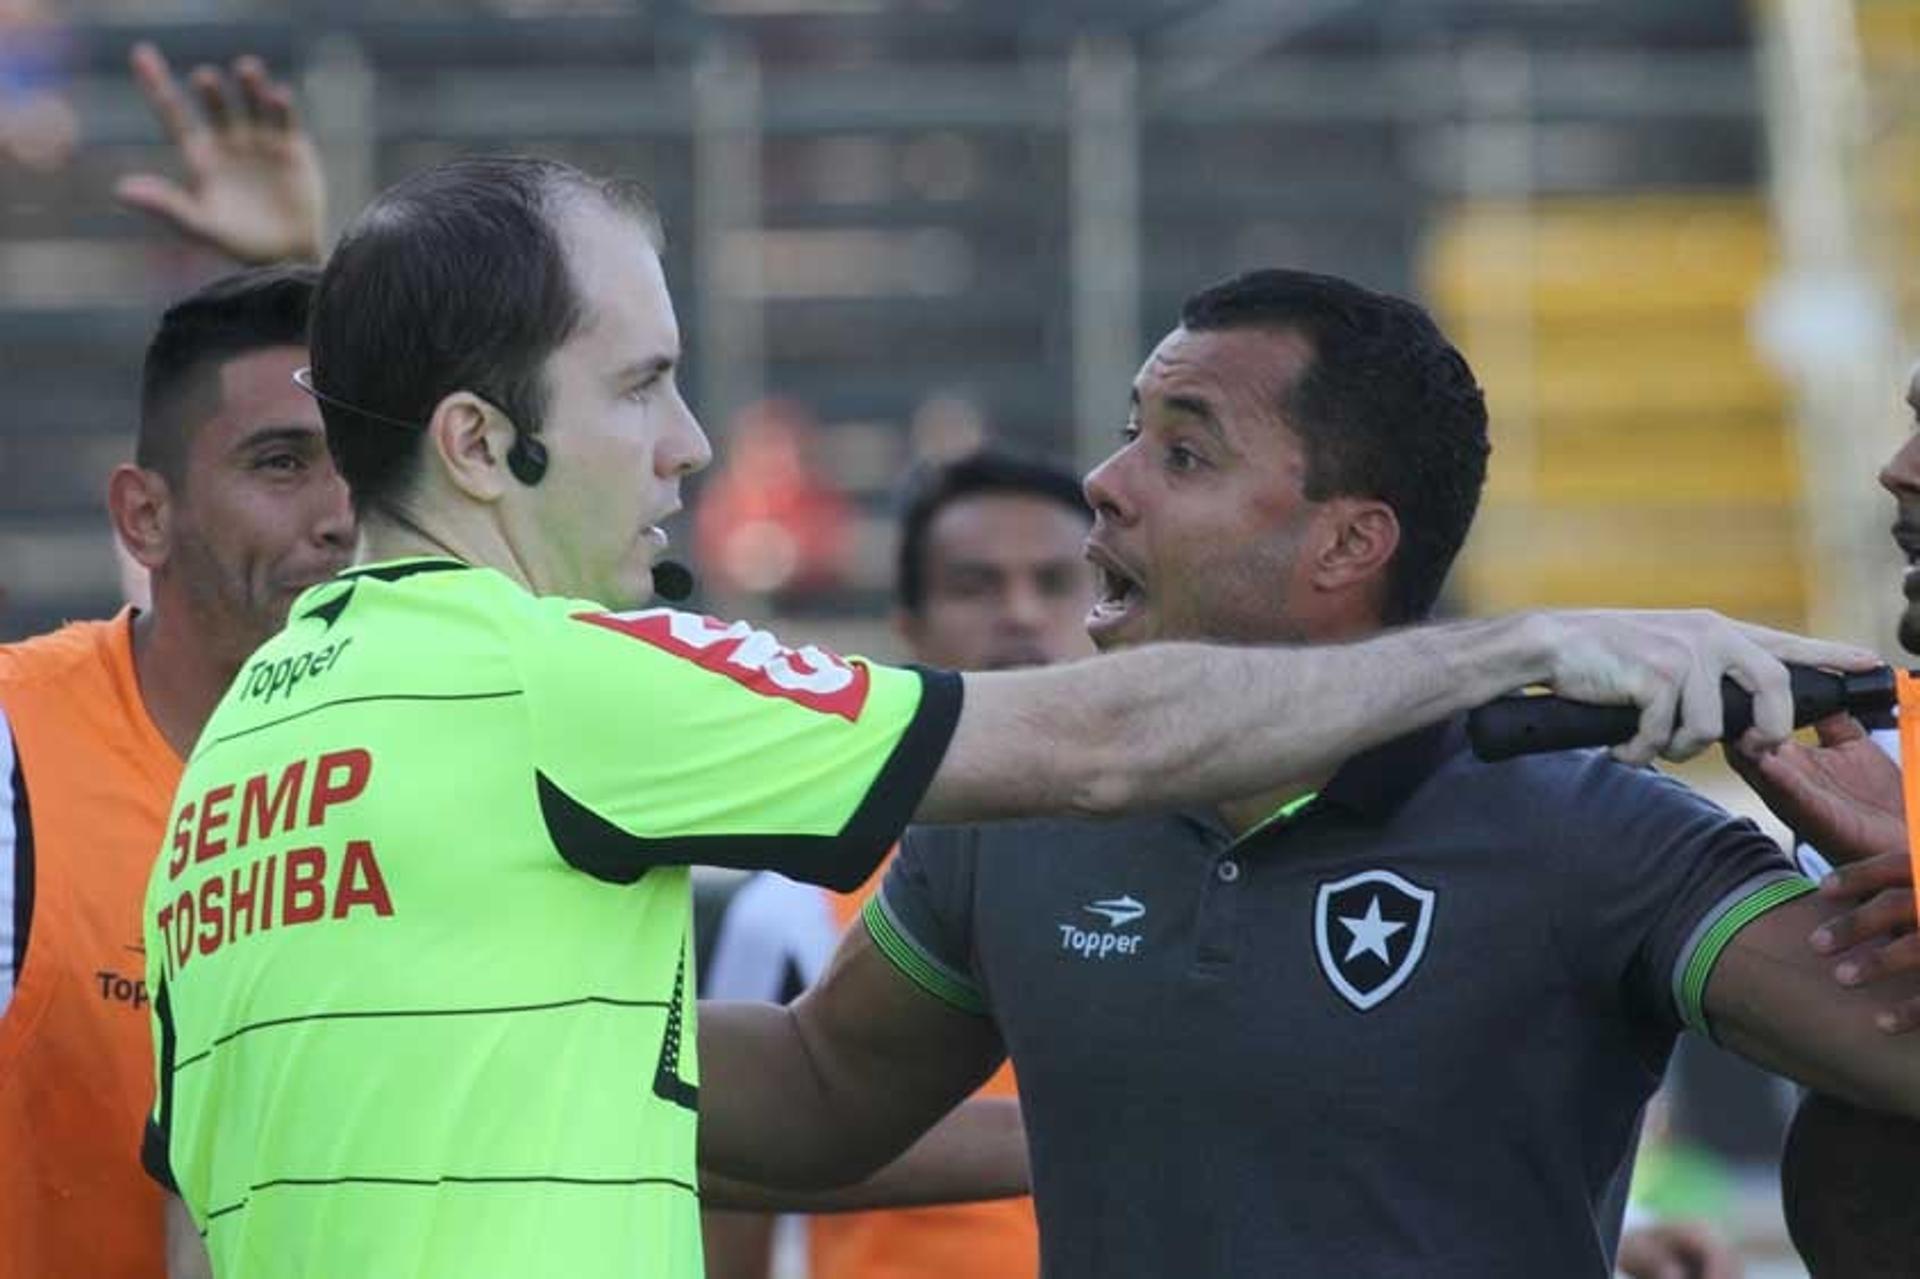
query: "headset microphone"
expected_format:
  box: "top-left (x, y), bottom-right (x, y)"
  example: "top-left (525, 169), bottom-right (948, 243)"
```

top-left (652, 560), bottom-right (695, 603)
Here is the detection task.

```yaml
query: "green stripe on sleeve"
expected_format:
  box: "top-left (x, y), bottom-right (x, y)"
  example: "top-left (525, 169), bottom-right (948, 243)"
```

top-left (861, 895), bottom-right (988, 1016)
top-left (1674, 875), bottom-right (1817, 1039)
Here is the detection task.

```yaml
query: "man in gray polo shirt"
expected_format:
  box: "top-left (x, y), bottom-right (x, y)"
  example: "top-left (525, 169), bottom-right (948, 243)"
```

top-left (699, 269), bottom-right (1920, 1276)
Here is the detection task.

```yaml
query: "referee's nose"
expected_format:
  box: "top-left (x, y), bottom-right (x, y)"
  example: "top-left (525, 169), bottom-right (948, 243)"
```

top-left (659, 387), bottom-right (712, 479)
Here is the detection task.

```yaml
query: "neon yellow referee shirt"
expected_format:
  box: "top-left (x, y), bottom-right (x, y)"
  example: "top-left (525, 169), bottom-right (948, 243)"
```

top-left (143, 558), bottom-right (959, 1277)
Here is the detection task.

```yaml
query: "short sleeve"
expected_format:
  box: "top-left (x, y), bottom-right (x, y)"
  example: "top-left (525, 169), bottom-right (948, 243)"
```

top-left (1548, 756), bottom-right (1810, 1039)
top-left (523, 605), bottom-right (960, 891)
top-left (864, 824), bottom-right (990, 1016)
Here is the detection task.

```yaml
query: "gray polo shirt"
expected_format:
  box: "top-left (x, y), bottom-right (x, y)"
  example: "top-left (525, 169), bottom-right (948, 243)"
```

top-left (868, 720), bottom-right (1809, 1278)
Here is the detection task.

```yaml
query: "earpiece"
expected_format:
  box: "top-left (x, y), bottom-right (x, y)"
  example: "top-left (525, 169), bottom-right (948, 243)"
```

top-left (506, 434), bottom-right (549, 485)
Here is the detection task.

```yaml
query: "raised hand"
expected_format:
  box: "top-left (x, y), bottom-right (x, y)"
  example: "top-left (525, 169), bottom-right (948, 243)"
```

top-left (1727, 712), bottom-right (1905, 867)
top-left (114, 42), bottom-right (326, 265)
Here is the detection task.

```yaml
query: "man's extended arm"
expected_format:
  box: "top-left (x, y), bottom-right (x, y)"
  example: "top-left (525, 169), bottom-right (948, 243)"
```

top-left (700, 1096), bottom-right (1026, 1210)
top-left (700, 926), bottom-right (1006, 1190)
top-left (919, 610), bottom-right (1875, 825)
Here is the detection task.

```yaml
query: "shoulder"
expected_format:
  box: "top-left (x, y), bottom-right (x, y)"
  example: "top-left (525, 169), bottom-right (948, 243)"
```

top-left (901, 813), bottom-right (1178, 865)
top-left (0, 615), bottom-right (122, 695)
top-left (0, 610), bottom-right (123, 706)
top-left (1423, 739), bottom-right (1740, 835)
top-left (1413, 742), bottom-right (1782, 923)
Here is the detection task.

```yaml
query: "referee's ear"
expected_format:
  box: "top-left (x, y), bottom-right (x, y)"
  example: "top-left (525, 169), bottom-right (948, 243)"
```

top-left (427, 390), bottom-right (516, 504)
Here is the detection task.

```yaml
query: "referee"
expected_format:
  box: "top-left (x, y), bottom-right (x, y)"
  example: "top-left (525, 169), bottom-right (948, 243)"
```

top-left (140, 156), bottom-right (1866, 1278)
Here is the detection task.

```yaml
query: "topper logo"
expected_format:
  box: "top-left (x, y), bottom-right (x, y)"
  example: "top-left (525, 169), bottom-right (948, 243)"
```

top-left (576, 609), bottom-right (872, 721)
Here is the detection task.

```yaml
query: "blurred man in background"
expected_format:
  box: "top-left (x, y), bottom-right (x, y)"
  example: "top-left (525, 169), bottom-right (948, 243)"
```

top-left (701, 448), bottom-right (1094, 1279)
top-left (0, 48), bottom-right (336, 1279)
top-left (0, 264), bottom-right (350, 1278)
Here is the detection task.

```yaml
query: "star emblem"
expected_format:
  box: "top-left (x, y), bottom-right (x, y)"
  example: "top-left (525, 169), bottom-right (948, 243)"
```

top-left (1339, 895), bottom-right (1406, 965)
top-left (1314, 869), bottom-right (1436, 1011)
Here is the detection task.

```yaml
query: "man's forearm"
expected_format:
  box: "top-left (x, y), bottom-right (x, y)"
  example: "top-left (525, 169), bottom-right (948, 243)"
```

top-left (698, 936), bottom-right (1006, 1190)
top-left (701, 1097), bottom-right (1027, 1212)
top-left (698, 999), bottom-right (862, 1188)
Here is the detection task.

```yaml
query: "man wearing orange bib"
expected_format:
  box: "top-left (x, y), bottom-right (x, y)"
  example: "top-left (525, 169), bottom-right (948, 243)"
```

top-left (0, 265), bottom-right (352, 1278)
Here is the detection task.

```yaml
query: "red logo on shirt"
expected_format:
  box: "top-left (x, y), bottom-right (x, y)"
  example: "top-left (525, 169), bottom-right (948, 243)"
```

top-left (575, 609), bottom-right (872, 721)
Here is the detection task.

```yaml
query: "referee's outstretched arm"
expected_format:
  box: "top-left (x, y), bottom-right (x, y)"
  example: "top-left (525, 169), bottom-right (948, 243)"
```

top-left (916, 609), bottom-right (1871, 825)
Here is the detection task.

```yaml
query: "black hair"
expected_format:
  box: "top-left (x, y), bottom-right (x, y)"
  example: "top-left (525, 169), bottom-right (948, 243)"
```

top-left (895, 447), bottom-right (1091, 614)
top-left (307, 154), bottom-right (662, 515)
top-left (1781, 1091), bottom-right (1920, 1278)
top-left (1178, 268), bottom-right (1490, 625)
top-left (137, 265), bottom-right (318, 487)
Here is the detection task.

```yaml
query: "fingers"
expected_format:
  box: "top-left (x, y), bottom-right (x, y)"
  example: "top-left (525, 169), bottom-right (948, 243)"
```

top-left (1722, 733), bottom-right (1781, 785)
top-left (1662, 652), bottom-right (1727, 762)
top-left (1813, 889), bottom-right (1916, 959)
top-left (1871, 990), bottom-right (1920, 1035)
top-left (1726, 633), bottom-right (1795, 748)
top-left (1733, 621), bottom-right (1882, 672)
top-left (189, 65), bottom-right (233, 135)
top-left (1658, 624), bottom-right (1784, 763)
top-left (136, 45), bottom-right (292, 141)
top-left (1834, 930), bottom-right (1920, 992)
top-left (1704, 1236), bottom-right (1751, 1275)
top-left (1615, 672), bottom-right (1678, 767)
top-left (128, 41), bottom-right (196, 147)
top-left (233, 55), bottom-right (295, 132)
top-left (112, 173), bottom-right (200, 230)
top-left (1661, 1222), bottom-right (1737, 1279)
top-left (1701, 1237), bottom-right (1742, 1279)
top-left (1818, 851), bottom-right (1911, 905)
top-left (1811, 711), bottom-right (1869, 748)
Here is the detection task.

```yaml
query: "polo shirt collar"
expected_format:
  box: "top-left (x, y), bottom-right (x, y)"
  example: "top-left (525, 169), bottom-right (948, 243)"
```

top-left (1315, 717), bottom-right (1461, 820)
top-left (1179, 716), bottom-right (1462, 843)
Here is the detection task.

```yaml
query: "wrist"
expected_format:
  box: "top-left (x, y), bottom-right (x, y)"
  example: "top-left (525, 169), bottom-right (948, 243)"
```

top-left (1429, 612), bottom-right (1557, 706)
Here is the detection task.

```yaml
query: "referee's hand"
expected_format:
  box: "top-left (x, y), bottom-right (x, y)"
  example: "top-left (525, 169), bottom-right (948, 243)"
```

top-left (1523, 610), bottom-right (1880, 767)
